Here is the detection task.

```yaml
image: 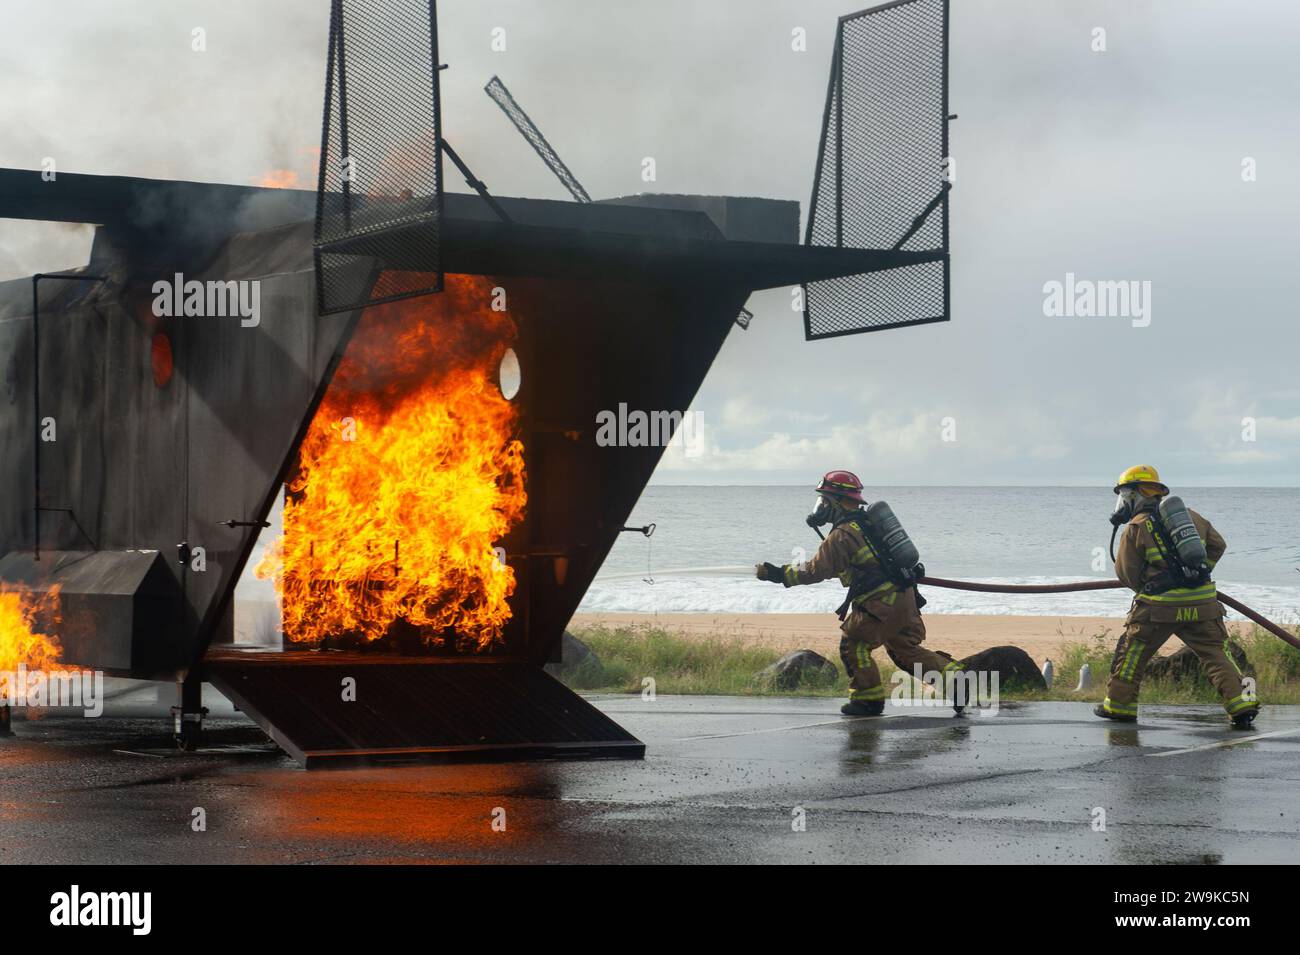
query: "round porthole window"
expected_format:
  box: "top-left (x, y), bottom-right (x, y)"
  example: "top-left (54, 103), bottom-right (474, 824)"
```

top-left (498, 347), bottom-right (521, 400)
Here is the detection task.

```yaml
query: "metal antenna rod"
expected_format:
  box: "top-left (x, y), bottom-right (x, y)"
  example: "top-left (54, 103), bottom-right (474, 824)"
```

top-left (440, 139), bottom-right (513, 223)
top-left (485, 75), bottom-right (592, 203)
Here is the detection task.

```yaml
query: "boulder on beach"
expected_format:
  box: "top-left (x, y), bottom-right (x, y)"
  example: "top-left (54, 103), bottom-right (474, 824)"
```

top-left (759, 649), bottom-right (840, 690)
top-left (956, 645), bottom-right (1048, 691)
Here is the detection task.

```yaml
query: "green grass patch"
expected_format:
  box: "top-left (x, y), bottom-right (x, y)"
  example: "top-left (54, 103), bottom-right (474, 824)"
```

top-left (564, 624), bottom-right (859, 696)
top-left (564, 618), bottom-right (1300, 705)
top-left (1046, 619), bottom-right (1300, 706)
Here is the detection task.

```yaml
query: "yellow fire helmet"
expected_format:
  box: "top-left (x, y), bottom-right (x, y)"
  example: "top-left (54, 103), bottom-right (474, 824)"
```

top-left (1113, 464), bottom-right (1170, 496)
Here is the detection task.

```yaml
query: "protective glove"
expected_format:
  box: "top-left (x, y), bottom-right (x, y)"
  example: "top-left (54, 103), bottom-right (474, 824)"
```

top-left (754, 561), bottom-right (785, 584)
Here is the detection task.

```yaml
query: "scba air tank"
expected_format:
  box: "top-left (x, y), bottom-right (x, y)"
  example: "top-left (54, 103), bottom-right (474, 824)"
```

top-left (863, 501), bottom-right (921, 577)
top-left (1157, 496), bottom-right (1208, 573)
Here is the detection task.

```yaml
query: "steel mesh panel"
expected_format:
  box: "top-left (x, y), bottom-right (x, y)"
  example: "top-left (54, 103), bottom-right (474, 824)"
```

top-left (485, 76), bottom-right (591, 203)
top-left (807, 51), bottom-right (842, 249)
top-left (805, 259), bottom-right (947, 338)
top-left (804, 0), bottom-right (950, 340)
top-left (314, 0), bottom-right (443, 315)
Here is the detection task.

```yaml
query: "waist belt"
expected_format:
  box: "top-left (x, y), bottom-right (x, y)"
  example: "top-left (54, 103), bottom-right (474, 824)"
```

top-left (1142, 567), bottom-right (1212, 597)
top-left (836, 570), bottom-right (902, 621)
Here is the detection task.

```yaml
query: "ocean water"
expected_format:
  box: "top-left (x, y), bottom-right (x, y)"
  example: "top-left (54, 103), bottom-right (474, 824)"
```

top-left (578, 486), bottom-right (1300, 619)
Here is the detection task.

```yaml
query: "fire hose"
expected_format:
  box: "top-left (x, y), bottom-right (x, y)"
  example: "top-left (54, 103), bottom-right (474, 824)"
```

top-left (599, 562), bottom-right (1299, 652)
top-left (802, 524), bottom-right (1300, 651)
top-left (914, 575), bottom-right (1300, 652)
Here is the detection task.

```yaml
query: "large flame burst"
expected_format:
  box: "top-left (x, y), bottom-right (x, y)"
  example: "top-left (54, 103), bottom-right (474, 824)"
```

top-left (257, 274), bottom-right (526, 651)
top-left (0, 586), bottom-right (64, 694)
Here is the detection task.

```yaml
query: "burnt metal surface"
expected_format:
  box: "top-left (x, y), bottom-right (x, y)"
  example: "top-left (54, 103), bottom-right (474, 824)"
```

top-left (804, 0), bottom-right (951, 340)
top-left (0, 167), bottom-right (945, 767)
top-left (0, 549), bottom-right (181, 675)
top-left (0, 225), bottom-right (368, 680)
top-left (0, 170), bottom-right (921, 683)
top-left (0, 173), bottom-right (317, 267)
top-left (0, 170), bottom-right (928, 289)
top-left (339, 214), bottom-right (941, 288)
top-left (205, 651), bottom-right (644, 767)
top-left (0, 212), bottom-right (772, 680)
top-left (600, 194), bottom-right (798, 245)
top-left (315, 0), bottom-right (444, 313)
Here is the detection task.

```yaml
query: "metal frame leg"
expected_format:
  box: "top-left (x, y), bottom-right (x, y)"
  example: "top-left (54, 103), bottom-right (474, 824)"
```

top-left (172, 672), bottom-right (208, 751)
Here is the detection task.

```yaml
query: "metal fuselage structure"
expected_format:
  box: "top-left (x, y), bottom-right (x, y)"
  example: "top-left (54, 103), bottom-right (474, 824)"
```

top-left (0, 169), bottom-right (938, 764)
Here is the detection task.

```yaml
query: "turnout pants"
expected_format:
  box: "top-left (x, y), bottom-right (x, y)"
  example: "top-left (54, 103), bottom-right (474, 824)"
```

top-left (838, 588), bottom-right (961, 702)
top-left (1102, 604), bottom-right (1255, 718)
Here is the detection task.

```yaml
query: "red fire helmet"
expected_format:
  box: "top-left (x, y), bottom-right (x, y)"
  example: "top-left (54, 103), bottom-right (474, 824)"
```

top-left (815, 469), bottom-right (865, 504)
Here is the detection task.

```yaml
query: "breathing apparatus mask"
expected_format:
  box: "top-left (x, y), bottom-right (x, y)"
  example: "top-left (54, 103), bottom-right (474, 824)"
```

top-left (1108, 485), bottom-right (1161, 560)
top-left (806, 493), bottom-right (857, 530)
top-left (806, 495), bottom-right (838, 529)
top-left (1110, 487), bottom-right (1145, 528)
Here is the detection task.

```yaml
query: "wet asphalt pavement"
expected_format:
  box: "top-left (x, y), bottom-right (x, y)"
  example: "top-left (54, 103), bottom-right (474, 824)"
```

top-left (1, 692), bottom-right (1297, 864)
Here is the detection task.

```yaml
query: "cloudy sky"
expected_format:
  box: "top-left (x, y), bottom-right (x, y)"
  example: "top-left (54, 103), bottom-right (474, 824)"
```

top-left (4, 0), bottom-right (1297, 486)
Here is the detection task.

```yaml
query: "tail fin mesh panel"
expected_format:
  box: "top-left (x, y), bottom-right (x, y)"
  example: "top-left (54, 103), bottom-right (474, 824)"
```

top-left (314, 0), bottom-right (443, 314)
top-left (804, 0), bottom-right (950, 340)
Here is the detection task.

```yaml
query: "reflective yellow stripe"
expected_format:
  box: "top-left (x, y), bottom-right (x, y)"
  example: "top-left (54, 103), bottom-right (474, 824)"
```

top-left (1224, 641), bottom-right (1243, 677)
top-left (1120, 639), bottom-right (1145, 682)
top-left (852, 579), bottom-right (897, 606)
top-left (851, 684), bottom-right (886, 701)
top-left (851, 542), bottom-right (878, 563)
top-left (1102, 697), bottom-right (1138, 716)
top-left (783, 565), bottom-right (800, 586)
top-left (1225, 695), bottom-right (1257, 715)
top-left (1138, 584), bottom-right (1217, 604)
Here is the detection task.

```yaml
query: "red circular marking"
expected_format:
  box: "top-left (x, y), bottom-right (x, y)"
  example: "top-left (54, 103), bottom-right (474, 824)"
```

top-left (151, 332), bottom-right (173, 387)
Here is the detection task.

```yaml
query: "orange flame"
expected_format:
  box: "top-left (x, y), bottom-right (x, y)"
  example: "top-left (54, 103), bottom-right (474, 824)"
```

top-left (256, 274), bottom-right (526, 652)
top-left (255, 148), bottom-right (321, 190)
top-left (0, 586), bottom-right (64, 677)
top-left (257, 169), bottom-right (302, 189)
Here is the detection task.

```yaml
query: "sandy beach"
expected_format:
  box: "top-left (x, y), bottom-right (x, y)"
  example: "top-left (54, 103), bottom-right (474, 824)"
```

top-left (566, 612), bottom-right (1257, 665)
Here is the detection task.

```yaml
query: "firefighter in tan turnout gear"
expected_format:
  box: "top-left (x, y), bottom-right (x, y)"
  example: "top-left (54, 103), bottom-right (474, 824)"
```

top-left (755, 470), bottom-right (966, 717)
top-left (1098, 465), bottom-right (1260, 728)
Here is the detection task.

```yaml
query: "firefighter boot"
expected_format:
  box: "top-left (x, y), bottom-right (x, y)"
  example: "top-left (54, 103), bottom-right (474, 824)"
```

top-left (1093, 703), bottom-right (1137, 723)
top-left (1230, 706), bottom-right (1259, 730)
top-left (841, 699), bottom-right (885, 717)
top-left (944, 661), bottom-right (968, 716)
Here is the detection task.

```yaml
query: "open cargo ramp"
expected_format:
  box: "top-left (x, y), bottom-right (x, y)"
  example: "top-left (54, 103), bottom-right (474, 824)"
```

top-left (205, 650), bottom-right (644, 768)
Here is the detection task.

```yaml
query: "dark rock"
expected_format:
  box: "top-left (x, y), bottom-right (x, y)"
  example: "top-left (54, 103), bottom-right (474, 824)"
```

top-left (956, 645), bottom-right (1047, 690)
top-left (759, 649), bottom-right (840, 690)
top-left (1146, 641), bottom-right (1250, 684)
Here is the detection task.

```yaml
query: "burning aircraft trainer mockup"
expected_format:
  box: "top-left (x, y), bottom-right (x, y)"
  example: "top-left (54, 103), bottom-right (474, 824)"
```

top-left (0, 0), bottom-right (953, 765)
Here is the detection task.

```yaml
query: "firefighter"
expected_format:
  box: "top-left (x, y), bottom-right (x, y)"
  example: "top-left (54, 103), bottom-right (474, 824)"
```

top-left (1097, 465), bottom-right (1259, 728)
top-left (755, 470), bottom-right (965, 716)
